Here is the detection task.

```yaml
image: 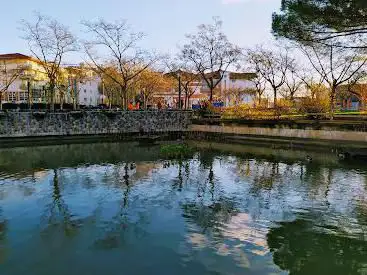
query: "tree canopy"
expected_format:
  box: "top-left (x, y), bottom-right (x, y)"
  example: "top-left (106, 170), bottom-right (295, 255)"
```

top-left (180, 17), bottom-right (242, 101)
top-left (272, 0), bottom-right (367, 48)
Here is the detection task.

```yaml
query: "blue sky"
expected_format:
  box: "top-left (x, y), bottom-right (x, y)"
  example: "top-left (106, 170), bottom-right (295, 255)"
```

top-left (0, 0), bottom-right (280, 62)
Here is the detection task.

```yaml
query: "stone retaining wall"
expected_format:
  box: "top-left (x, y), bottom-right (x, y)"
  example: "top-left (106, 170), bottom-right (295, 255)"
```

top-left (189, 124), bottom-right (367, 143)
top-left (0, 111), bottom-right (192, 138)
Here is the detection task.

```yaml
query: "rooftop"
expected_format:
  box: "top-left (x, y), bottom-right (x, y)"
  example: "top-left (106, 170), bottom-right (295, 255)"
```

top-left (0, 53), bottom-right (42, 65)
top-left (0, 53), bottom-right (32, 60)
top-left (166, 70), bottom-right (257, 81)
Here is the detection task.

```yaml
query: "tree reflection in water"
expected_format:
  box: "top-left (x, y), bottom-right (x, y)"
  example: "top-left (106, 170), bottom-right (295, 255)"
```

top-left (182, 198), bottom-right (238, 234)
top-left (41, 169), bottom-right (81, 240)
top-left (267, 217), bottom-right (367, 275)
top-left (1, 142), bottom-right (367, 274)
top-left (93, 162), bottom-right (150, 250)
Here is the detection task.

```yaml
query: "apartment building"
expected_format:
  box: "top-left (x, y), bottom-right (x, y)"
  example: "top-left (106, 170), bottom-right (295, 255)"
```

top-left (0, 53), bottom-right (48, 104)
top-left (0, 53), bottom-right (102, 108)
top-left (66, 66), bottom-right (101, 107)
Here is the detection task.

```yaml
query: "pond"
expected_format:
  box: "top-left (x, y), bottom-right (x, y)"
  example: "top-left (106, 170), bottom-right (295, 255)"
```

top-left (0, 141), bottom-right (367, 275)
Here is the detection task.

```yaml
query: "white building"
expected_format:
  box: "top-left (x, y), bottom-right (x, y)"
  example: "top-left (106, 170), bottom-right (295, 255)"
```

top-left (0, 54), bottom-right (102, 108)
top-left (78, 75), bottom-right (101, 107)
top-left (0, 53), bottom-right (48, 105)
top-left (0, 53), bottom-right (101, 107)
top-left (201, 71), bottom-right (257, 107)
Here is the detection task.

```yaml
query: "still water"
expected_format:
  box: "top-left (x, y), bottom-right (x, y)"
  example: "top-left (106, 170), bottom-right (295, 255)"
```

top-left (0, 142), bottom-right (367, 275)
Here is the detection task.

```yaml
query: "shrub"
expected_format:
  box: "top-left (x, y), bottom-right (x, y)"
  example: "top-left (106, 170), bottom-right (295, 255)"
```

top-left (297, 97), bottom-right (329, 115)
top-left (222, 105), bottom-right (278, 119)
top-left (196, 101), bottom-right (223, 118)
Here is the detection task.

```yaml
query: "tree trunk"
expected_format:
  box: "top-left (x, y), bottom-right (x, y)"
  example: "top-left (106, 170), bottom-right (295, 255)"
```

top-left (144, 94), bottom-right (148, 109)
top-left (0, 92), bottom-right (2, 111)
top-left (73, 97), bottom-right (77, 110)
top-left (209, 87), bottom-right (213, 102)
top-left (273, 87), bottom-right (277, 108)
top-left (124, 94), bottom-right (128, 110)
top-left (121, 87), bottom-right (128, 110)
top-left (60, 95), bottom-right (64, 111)
top-left (258, 94), bottom-right (261, 106)
top-left (330, 85), bottom-right (337, 120)
top-left (49, 83), bottom-right (55, 112)
top-left (290, 93), bottom-right (295, 102)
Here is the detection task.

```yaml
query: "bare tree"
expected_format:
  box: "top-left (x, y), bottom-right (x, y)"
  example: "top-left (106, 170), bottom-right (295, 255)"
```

top-left (180, 17), bottom-right (242, 102)
top-left (0, 60), bottom-right (25, 110)
top-left (165, 59), bottom-right (202, 109)
top-left (247, 46), bottom-right (293, 107)
top-left (181, 77), bottom-right (201, 109)
top-left (282, 69), bottom-right (303, 101)
top-left (299, 43), bottom-right (367, 116)
top-left (64, 65), bottom-right (89, 110)
top-left (82, 19), bottom-right (157, 109)
top-left (136, 69), bottom-right (172, 109)
top-left (21, 13), bottom-right (78, 111)
top-left (98, 66), bottom-right (122, 109)
top-left (251, 75), bottom-right (267, 106)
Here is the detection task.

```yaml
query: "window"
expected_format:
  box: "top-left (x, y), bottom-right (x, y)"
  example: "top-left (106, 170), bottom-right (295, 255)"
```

top-left (19, 92), bottom-right (28, 102)
top-left (8, 92), bottom-right (17, 102)
top-left (32, 90), bottom-right (42, 100)
top-left (10, 92), bottom-right (18, 101)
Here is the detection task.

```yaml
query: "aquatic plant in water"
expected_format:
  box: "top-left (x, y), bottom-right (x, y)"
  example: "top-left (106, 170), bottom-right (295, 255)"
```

top-left (160, 144), bottom-right (194, 159)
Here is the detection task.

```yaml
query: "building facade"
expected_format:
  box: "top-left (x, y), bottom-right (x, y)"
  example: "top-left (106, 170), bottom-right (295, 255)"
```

top-left (0, 53), bottom-right (48, 105)
top-left (68, 67), bottom-right (101, 107)
top-left (336, 84), bottom-right (367, 111)
top-left (0, 53), bottom-right (102, 108)
top-left (78, 77), bottom-right (100, 107)
top-left (159, 70), bottom-right (257, 109)
top-left (200, 71), bottom-right (257, 107)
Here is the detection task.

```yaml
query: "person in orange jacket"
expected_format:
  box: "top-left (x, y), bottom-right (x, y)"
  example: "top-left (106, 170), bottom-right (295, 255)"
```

top-left (128, 101), bottom-right (134, 111)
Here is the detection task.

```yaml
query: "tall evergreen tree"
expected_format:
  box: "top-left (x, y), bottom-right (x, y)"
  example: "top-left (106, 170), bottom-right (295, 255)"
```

top-left (272, 0), bottom-right (367, 48)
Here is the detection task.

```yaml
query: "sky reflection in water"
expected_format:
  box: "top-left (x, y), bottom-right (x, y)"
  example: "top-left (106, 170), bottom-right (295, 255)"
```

top-left (0, 142), bottom-right (367, 275)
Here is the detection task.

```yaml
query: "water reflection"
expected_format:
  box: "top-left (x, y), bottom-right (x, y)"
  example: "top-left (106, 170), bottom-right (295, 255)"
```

top-left (0, 142), bottom-right (367, 274)
top-left (267, 216), bottom-right (367, 275)
top-left (41, 169), bottom-right (80, 238)
top-left (0, 208), bottom-right (7, 265)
